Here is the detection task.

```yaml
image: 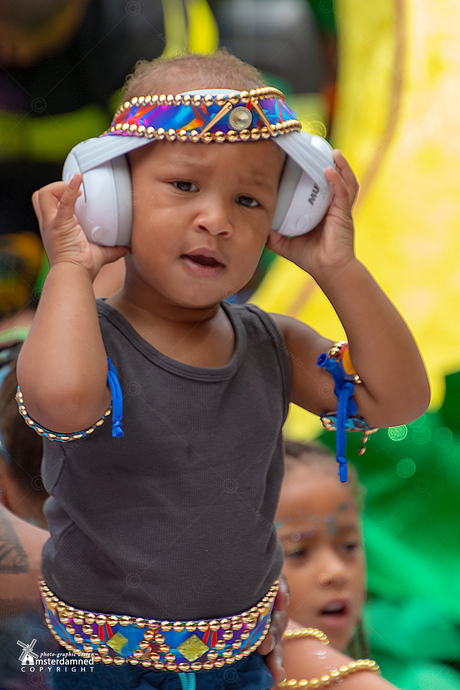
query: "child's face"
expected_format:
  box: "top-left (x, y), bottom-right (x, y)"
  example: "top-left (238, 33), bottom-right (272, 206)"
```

top-left (126, 138), bottom-right (284, 311)
top-left (276, 459), bottom-right (366, 650)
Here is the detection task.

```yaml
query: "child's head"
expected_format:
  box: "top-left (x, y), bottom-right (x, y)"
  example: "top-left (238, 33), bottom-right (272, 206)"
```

top-left (122, 50), bottom-right (266, 99)
top-left (276, 439), bottom-right (366, 651)
top-left (65, 50), bottom-right (334, 301)
top-left (114, 51), bottom-right (290, 310)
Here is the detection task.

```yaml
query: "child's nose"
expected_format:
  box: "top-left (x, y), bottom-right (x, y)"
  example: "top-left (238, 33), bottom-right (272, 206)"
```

top-left (193, 197), bottom-right (233, 237)
top-left (316, 549), bottom-right (349, 589)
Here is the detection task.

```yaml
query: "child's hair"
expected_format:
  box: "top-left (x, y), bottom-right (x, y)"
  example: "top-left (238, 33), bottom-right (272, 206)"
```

top-left (0, 354), bottom-right (46, 501)
top-left (122, 48), bottom-right (266, 102)
top-left (282, 438), bottom-right (369, 658)
top-left (283, 438), bottom-right (364, 508)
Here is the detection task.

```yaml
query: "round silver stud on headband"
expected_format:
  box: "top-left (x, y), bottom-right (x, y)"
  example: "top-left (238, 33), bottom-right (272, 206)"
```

top-left (228, 106), bottom-right (253, 132)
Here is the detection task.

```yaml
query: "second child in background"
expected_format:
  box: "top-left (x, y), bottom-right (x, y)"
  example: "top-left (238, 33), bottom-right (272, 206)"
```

top-left (275, 439), bottom-right (401, 689)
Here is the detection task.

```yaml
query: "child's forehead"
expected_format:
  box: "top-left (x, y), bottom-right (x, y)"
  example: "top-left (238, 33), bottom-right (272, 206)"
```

top-left (129, 138), bottom-right (285, 185)
top-left (280, 465), bottom-right (358, 510)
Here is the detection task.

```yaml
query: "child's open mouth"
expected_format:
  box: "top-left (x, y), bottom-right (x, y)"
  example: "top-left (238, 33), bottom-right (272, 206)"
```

top-left (181, 252), bottom-right (225, 277)
top-left (186, 254), bottom-right (222, 267)
top-left (318, 600), bottom-right (350, 627)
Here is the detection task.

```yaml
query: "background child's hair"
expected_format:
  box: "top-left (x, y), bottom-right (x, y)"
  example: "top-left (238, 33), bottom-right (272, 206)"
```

top-left (283, 438), bottom-right (365, 508)
top-left (122, 48), bottom-right (266, 102)
top-left (282, 437), bottom-right (369, 658)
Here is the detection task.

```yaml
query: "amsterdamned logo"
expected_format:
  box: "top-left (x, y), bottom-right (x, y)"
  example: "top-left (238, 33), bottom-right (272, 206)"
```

top-left (17, 638), bottom-right (94, 673)
top-left (17, 638), bottom-right (38, 665)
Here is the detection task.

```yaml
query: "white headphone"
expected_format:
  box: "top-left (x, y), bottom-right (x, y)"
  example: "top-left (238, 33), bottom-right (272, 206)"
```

top-left (63, 95), bottom-right (335, 246)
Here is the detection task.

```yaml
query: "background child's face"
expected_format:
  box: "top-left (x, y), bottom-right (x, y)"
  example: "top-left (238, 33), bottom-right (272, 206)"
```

top-left (126, 138), bottom-right (284, 310)
top-left (276, 459), bottom-right (366, 650)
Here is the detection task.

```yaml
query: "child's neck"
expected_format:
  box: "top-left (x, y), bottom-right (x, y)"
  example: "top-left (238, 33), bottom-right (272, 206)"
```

top-left (106, 291), bottom-right (236, 368)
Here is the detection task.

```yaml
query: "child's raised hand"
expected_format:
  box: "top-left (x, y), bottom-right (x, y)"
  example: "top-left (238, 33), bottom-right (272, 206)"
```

top-left (267, 150), bottom-right (359, 283)
top-left (32, 173), bottom-right (129, 281)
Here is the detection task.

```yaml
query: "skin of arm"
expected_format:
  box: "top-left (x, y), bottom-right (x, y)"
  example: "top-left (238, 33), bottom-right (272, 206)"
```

top-left (17, 174), bottom-right (129, 432)
top-left (269, 151), bottom-right (430, 428)
top-left (280, 622), bottom-right (400, 690)
top-left (0, 503), bottom-right (48, 617)
top-left (258, 573), bottom-right (290, 685)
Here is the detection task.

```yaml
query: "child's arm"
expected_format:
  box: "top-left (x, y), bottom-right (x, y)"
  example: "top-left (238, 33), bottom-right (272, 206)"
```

top-left (258, 574), bottom-right (289, 685)
top-left (279, 620), bottom-right (401, 690)
top-left (0, 504), bottom-right (48, 616)
top-left (17, 174), bottom-right (129, 432)
top-left (268, 151), bottom-right (430, 428)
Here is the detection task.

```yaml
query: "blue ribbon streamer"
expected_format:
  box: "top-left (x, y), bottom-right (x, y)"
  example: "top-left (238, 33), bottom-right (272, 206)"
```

top-left (317, 352), bottom-right (358, 482)
top-left (179, 673), bottom-right (196, 690)
top-left (107, 358), bottom-right (124, 438)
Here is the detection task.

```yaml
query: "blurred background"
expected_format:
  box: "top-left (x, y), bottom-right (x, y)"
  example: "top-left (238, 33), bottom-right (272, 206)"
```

top-left (1, 1), bottom-right (460, 688)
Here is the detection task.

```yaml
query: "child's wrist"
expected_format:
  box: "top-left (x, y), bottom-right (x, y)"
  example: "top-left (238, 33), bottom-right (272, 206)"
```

top-left (306, 255), bottom-right (361, 289)
top-left (47, 258), bottom-right (97, 284)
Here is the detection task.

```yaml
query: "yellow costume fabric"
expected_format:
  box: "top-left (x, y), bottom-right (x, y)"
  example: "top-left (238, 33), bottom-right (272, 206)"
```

top-left (252, 0), bottom-right (460, 436)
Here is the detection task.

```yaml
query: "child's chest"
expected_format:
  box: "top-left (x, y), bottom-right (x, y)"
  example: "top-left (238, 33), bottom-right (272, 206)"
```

top-left (130, 311), bottom-right (236, 368)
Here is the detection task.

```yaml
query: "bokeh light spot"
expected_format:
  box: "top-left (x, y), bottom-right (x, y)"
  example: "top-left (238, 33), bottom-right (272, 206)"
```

top-left (410, 415), bottom-right (428, 430)
top-left (413, 428), bottom-right (432, 445)
top-left (433, 427), bottom-right (453, 447)
top-left (396, 458), bottom-right (416, 478)
top-left (388, 425), bottom-right (408, 441)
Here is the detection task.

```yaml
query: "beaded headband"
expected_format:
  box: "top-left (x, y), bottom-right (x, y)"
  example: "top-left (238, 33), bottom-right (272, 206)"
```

top-left (102, 87), bottom-right (301, 144)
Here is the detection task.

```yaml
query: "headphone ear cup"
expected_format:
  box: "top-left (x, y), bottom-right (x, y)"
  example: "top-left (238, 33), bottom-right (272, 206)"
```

top-left (62, 153), bottom-right (133, 246)
top-left (272, 132), bottom-right (335, 236)
top-left (272, 158), bottom-right (303, 232)
top-left (274, 163), bottom-right (333, 237)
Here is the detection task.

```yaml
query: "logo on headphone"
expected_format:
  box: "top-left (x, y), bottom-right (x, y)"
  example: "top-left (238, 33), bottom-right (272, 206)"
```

top-left (309, 183), bottom-right (320, 206)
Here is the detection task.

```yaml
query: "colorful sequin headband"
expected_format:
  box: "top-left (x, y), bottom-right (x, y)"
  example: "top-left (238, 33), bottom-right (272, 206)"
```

top-left (102, 87), bottom-right (302, 144)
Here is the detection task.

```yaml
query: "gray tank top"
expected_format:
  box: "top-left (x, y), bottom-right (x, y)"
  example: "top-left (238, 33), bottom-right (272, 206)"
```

top-left (41, 300), bottom-right (290, 620)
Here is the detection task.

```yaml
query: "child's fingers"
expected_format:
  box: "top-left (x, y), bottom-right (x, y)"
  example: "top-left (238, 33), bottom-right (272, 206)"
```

top-left (54, 174), bottom-right (82, 224)
top-left (32, 182), bottom-right (69, 228)
top-left (98, 245), bottom-right (131, 265)
top-left (331, 150), bottom-right (359, 201)
top-left (325, 163), bottom-right (357, 212)
top-left (266, 230), bottom-right (290, 257)
top-left (33, 174), bottom-right (82, 229)
top-left (31, 189), bottom-right (43, 225)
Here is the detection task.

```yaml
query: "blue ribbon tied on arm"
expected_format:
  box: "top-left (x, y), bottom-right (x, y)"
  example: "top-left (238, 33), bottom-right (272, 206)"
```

top-left (317, 352), bottom-right (358, 482)
top-left (107, 357), bottom-right (124, 438)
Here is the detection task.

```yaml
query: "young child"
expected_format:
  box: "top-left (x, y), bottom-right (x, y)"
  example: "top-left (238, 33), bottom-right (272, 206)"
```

top-left (276, 439), bottom-right (365, 653)
top-left (275, 439), bottom-right (401, 689)
top-left (16, 50), bottom-right (429, 689)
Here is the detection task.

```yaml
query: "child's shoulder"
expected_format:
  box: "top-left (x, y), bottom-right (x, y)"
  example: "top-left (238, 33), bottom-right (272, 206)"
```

top-left (225, 301), bottom-right (286, 342)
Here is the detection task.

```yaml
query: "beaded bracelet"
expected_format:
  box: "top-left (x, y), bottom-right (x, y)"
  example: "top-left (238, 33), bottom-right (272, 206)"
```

top-left (15, 357), bottom-right (124, 441)
top-left (318, 341), bottom-right (376, 482)
top-left (283, 628), bottom-right (329, 645)
top-left (278, 659), bottom-right (380, 689)
top-left (16, 387), bottom-right (112, 442)
top-left (280, 630), bottom-right (379, 689)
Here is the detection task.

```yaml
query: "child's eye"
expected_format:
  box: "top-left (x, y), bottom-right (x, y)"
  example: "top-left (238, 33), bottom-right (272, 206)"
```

top-left (173, 181), bottom-right (198, 192)
top-left (237, 195), bottom-right (259, 208)
top-left (284, 546), bottom-right (308, 561)
top-left (341, 541), bottom-right (361, 555)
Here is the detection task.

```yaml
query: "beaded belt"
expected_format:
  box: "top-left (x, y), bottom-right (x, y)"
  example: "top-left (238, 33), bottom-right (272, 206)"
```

top-left (40, 580), bottom-right (278, 670)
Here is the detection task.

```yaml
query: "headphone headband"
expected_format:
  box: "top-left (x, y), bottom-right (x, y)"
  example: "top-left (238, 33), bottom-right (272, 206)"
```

top-left (102, 87), bottom-right (301, 145)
